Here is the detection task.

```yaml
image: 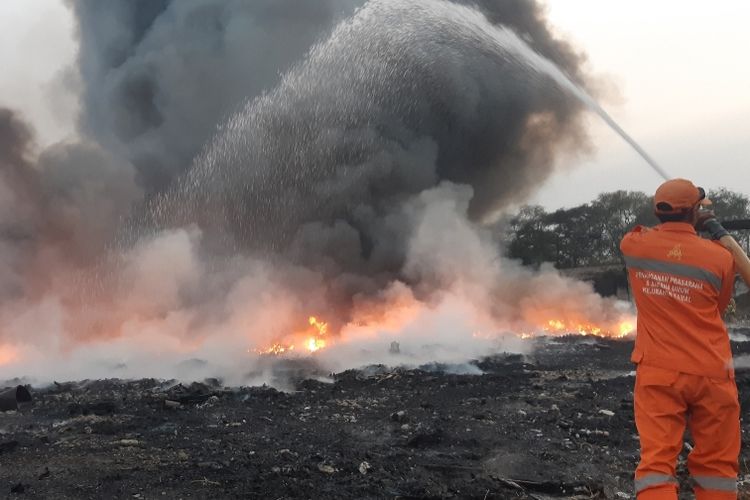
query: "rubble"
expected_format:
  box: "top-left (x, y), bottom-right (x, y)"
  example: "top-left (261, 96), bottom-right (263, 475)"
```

top-left (0, 441), bottom-right (19, 454)
top-left (359, 461), bottom-right (372, 475)
top-left (163, 400), bottom-right (181, 410)
top-left (0, 385), bottom-right (32, 412)
top-left (1, 335), bottom-right (750, 498)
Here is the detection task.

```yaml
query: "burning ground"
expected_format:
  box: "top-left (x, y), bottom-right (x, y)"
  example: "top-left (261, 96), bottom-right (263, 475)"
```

top-left (0, 0), bottom-right (633, 381)
top-left (3, 333), bottom-right (750, 499)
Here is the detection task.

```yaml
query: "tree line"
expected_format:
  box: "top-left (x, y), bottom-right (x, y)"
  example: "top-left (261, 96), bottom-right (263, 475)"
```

top-left (504, 189), bottom-right (750, 269)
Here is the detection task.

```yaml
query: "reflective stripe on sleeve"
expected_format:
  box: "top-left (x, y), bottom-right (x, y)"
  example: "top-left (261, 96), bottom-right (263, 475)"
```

top-left (693, 476), bottom-right (737, 492)
top-left (623, 256), bottom-right (722, 291)
top-left (635, 474), bottom-right (678, 492)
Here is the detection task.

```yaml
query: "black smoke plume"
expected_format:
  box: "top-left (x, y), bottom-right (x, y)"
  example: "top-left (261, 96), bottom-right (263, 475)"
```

top-left (0, 0), bottom-right (626, 382)
top-left (134, 0), bottom-right (592, 305)
top-left (0, 108), bottom-right (140, 299)
top-left (70, 0), bottom-right (365, 193)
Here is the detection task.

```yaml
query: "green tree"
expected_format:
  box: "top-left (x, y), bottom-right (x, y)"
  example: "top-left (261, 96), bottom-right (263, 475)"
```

top-left (503, 188), bottom-right (749, 270)
top-left (506, 205), bottom-right (557, 266)
top-left (708, 188), bottom-right (750, 219)
top-left (708, 188), bottom-right (750, 250)
top-left (590, 190), bottom-right (656, 263)
top-left (545, 204), bottom-right (603, 268)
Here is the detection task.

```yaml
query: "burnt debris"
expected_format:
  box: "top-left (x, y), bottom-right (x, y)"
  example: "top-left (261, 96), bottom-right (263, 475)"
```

top-left (0, 385), bottom-right (32, 412)
top-left (1, 336), bottom-right (750, 498)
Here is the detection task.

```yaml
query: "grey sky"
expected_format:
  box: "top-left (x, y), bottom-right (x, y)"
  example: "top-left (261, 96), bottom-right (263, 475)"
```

top-left (1, 0), bottom-right (748, 209)
top-left (0, 0), bottom-right (77, 146)
top-left (532, 0), bottom-right (750, 208)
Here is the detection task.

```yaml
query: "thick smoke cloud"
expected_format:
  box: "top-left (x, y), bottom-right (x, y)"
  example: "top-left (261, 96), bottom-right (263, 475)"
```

top-left (0, 109), bottom-right (140, 298)
top-left (0, 109), bottom-right (38, 299)
top-left (0, 0), bottom-right (633, 383)
top-left (70, 0), bottom-right (364, 192)
top-left (70, 0), bottom-right (587, 201)
top-left (136, 0), bottom-right (592, 315)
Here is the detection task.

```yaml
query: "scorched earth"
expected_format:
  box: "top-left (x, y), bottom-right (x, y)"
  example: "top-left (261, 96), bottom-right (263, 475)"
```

top-left (3, 333), bottom-right (750, 500)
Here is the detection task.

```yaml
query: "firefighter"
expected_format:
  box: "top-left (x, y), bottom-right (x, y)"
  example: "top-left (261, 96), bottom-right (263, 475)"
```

top-left (620, 178), bottom-right (750, 499)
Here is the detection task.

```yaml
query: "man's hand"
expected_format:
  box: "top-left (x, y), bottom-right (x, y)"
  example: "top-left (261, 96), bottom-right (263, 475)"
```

top-left (701, 209), bottom-right (750, 287)
top-left (696, 211), bottom-right (730, 240)
top-left (695, 210), bottom-right (716, 230)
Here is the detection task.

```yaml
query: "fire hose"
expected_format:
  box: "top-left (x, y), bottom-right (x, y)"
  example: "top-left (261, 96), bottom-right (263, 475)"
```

top-left (715, 220), bottom-right (750, 288)
top-left (720, 219), bottom-right (750, 231)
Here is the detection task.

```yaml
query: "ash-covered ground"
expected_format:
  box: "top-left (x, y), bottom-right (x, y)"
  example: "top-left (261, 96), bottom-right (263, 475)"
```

top-left (3, 332), bottom-right (750, 500)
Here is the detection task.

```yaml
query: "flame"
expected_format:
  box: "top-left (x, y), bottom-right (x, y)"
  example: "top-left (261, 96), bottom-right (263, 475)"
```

top-left (522, 317), bottom-right (635, 339)
top-left (305, 316), bottom-right (328, 352)
top-left (254, 343), bottom-right (295, 356)
top-left (254, 315), bottom-right (330, 356)
top-left (309, 316), bottom-right (328, 335)
top-left (618, 321), bottom-right (636, 337)
top-left (306, 337), bottom-right (326, 352)
top-left (252, 299), bottom-right (636, 358)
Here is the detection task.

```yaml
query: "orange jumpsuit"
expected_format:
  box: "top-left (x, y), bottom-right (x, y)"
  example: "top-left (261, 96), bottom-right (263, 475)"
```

top-left (621, 222), bottom-right (739, 500)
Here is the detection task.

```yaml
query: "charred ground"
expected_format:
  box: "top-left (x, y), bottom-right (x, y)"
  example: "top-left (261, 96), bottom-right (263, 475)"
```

top-left (3, 334), bottom-right (750, 500)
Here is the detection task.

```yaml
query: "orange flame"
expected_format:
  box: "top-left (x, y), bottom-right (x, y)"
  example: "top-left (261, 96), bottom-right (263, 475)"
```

top-left (618, 321), bottom-right (636, 337)
top-left (306, 316), bottom-right (328, 352)
top-left (525, 317), bottom-right (635, 339)
top-left (475, 317), bottom-right (634, 341)
top-left (253, 303), bottom-right (636, 357)
top-left (254, 315), bottom-right (329, 356)
top-left (254, 343), bottom-right (295, 356)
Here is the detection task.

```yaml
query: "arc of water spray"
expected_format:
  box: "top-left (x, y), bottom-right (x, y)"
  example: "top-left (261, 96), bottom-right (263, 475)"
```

top-left (518, 42), bottom-right (672, 180)
top-left (576, 98), bottom-right (672, 181)
top-left (452, 2), bottom-right (673, 181)
top-left (525, 46), bottom-right (673, 180)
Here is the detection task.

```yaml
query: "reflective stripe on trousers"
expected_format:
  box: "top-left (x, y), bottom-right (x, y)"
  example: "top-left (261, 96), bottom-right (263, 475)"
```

top-left (635, 474), bottom-right (678, 492)
top-left (694, 475), bottom-right (737, 493)
top-left (636, 474), bottom-right (737, 495)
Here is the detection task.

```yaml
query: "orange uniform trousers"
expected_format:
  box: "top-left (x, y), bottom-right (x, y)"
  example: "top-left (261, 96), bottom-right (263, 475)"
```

top-left (634, 365), bottom-right (740, 499)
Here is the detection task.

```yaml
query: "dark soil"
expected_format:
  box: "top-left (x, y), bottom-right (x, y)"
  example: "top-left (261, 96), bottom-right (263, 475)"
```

top-left (3, 334), bottom-right (750, 500)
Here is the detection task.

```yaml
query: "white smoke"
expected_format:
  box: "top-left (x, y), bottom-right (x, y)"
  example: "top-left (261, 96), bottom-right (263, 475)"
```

top-left (0, 181), bottom-right (631, 385)
top-left (0, 0), bottom-right (634, 386)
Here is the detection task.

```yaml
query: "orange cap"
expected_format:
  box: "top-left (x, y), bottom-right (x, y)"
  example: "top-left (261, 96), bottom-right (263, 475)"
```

top-left (654, 179), bottom-right (710, 213)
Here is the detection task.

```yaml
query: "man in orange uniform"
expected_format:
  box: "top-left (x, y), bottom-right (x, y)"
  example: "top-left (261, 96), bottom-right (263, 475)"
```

top-left (620, 179), bottom-right (744, 499)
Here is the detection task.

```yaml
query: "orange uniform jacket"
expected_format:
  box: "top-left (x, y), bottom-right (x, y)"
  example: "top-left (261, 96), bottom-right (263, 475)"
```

top-left (621, 222), bottom-right (735, 379)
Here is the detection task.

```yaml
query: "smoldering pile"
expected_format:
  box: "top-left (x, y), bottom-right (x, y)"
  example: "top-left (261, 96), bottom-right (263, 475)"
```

top-left (4, 337), bottom-right (750, 498)
top-left (0, 0), bottom-right (631, 384)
